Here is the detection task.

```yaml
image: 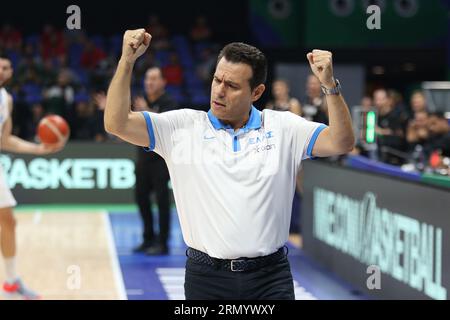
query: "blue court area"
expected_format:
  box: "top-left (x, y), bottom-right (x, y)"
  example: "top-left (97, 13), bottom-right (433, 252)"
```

top-left (108, 210), bottom-right (368, 300)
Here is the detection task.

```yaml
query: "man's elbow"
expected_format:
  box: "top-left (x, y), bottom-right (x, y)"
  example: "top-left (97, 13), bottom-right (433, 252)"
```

top-left (340, 136), bottom-right (356, 154)
top-left (104, 121), bottom-right (115, 134)
top-left (104, 120), bottom-right (121, 136)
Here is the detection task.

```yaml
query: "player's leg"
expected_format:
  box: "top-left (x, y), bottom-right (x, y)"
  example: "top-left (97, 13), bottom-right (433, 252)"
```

top-left (0, 207), bottom-right (39, 300)
top-left (148, 159), bottom-right (170, 255)
top-left (0, 207), bottom-right (17, 275)
top-left (133, 158), bottom-right (155, 252)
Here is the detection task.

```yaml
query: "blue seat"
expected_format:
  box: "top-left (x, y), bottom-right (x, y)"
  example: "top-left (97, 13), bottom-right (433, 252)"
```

top-left (190, 93), bottom-right (209, 106)
top-left (155, 50), bottom-right (170, 67)
top-left (25, 34), bottom-right (40, 47)
top-left (68, 43), bottom-right (83, 68)
top-left (7, 51), bottom-right (20, 69)
top-left (74, 92), bottom-right (89, 103)
top-left (73, 69), bottom-right (89, 86)
top-left (109, 34), bottom-right (123, 56)
top-left (22, 83), bottom-right (41, 96)
top-left (25, 93), bottom-right (43, 105)
top-left (91, 35), bottom-right (105, 50)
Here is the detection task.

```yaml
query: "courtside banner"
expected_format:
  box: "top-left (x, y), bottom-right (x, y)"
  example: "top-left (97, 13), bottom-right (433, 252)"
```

top-left (0, 142), bottom-right (137, 204)
top-left (302, 160), bottom-right (450, 300)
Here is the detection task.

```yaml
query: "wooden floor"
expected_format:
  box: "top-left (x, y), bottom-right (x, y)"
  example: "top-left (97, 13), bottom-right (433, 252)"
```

top-left (0, 211), bottom-right (125, 300)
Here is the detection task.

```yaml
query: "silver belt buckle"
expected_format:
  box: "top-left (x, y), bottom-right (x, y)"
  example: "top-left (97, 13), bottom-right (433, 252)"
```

top-left (230, 259), bottom-right (245, 272)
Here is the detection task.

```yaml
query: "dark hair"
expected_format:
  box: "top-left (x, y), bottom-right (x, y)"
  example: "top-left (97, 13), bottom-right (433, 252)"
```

top-left (0, 54), bottom-right (12, 68)
top-left (217, 42), bottom-right (267, 90)
top-left (146, 66), bottom-right (164, 79)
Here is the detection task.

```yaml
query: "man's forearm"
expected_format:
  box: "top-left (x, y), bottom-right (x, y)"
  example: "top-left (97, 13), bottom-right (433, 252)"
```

top-left (104, 59), bottom-right (134, 133)
top-left (325, 93), bottom-right (355, 151)
top-left (1, 136), bottom-right (40, 154)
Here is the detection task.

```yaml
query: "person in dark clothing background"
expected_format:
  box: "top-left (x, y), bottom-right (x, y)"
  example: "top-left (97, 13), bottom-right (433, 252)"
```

top-left (425, 112), bottom-right (450, 158)
top-left (132, 67), bottom-right (176, 255)
top-left (373, 88), bottom-right (408, 165)
top-left (302, 74), bottom-right (329, 125)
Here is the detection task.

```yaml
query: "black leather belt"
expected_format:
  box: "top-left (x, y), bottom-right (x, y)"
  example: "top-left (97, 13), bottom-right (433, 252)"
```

top-left (186, 246), bottom-right (287, 272)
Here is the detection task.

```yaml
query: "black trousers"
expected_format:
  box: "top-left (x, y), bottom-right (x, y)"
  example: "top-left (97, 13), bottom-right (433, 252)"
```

top-left (134, 156), bottom-right (170, 246)
top-left (184, 254), bottom-right (295, 300)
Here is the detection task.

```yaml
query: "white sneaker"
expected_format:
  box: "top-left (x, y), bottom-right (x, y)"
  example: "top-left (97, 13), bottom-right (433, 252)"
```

top-left (2, 278), bottom-right (41, 300)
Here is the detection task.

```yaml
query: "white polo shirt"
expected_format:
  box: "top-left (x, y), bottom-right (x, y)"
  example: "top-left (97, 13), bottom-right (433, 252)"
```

top-left (142, 106), bottom-right (327, 259)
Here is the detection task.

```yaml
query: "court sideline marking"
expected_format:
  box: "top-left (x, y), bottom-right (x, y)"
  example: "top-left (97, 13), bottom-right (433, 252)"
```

top-left (102, 211), bottom-right (127, 300)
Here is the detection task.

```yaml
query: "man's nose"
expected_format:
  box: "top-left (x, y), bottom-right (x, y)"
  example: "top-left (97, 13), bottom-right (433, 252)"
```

top-left (216, 83), bottom-right (226, 97)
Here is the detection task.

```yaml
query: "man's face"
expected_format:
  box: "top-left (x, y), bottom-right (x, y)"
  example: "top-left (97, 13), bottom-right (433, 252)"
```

top-left (272, 81), bottom-right (288, 99)
top-left (411, 93), bottom-right (426, 113)
top-left (211, 57), bottom-right (262, 122)
top-left (373, 90), bottom-right (389, 110)
top-left (306, 75), bottom-right (321, 98)
top-left (144, 68), bottom-right (165, 96)
top-left (0, 58), bottom-right (13, 86)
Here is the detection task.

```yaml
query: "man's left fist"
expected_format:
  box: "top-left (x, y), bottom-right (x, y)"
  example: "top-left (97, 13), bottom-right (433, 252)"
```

top-left (307, 50), bottom-right (334, 88)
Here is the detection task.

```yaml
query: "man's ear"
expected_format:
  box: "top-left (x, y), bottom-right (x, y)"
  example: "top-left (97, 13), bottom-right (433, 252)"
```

top-left (252, 84), bottom-right (266, 102)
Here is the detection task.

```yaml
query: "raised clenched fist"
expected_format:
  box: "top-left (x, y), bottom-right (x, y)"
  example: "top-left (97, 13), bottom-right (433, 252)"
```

top-left (306, 49), bottom-right (335, 88)
top-left (121, 29), bottom-right (152, 64)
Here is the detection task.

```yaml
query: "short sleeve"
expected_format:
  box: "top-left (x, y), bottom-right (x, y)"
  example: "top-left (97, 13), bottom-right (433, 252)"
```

top-left (141, 109), bottom-right (195, 159)
top-left (281, 111), bottom-right (328, 163)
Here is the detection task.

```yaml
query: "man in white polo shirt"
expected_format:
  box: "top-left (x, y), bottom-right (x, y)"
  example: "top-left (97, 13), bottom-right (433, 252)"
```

top-left (105, 29), bottom-right (355, 300)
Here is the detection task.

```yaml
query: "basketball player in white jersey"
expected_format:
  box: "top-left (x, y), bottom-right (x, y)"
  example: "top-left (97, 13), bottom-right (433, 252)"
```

top-left (0, 55), bottom-right (65, 299)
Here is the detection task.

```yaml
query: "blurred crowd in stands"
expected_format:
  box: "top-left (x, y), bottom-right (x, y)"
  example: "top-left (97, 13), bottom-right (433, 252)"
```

top-left (354, 89), bottom-right (450, 172)
top-left (1, 18), bottom-right (449, 173)
top-left (0, 15), bottom-right (218, 142)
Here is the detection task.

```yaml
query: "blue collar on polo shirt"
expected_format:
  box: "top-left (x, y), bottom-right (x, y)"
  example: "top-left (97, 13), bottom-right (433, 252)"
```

top-left (207, 105), bottom-right (261, 133)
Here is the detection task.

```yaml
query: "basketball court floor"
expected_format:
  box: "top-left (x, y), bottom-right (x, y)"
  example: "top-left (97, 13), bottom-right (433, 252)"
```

top-left (0, 205), bottom-right (368, 300)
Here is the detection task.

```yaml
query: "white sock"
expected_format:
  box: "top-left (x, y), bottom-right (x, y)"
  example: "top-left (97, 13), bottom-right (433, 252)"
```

top-left (4, 257), bottom-right (18, 284)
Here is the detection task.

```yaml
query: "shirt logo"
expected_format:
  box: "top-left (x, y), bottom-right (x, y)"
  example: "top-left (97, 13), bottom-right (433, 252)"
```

top-left (248, 131), bottom-right (274, 145)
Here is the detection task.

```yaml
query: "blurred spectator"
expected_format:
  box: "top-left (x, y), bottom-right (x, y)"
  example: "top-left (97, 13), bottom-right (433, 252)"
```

top-left (190, 16), bottom-right (212, 42)
top-left (43, 69), bottom-right (75, 116)
top-left (0, 24), bottom-right (22, 51)
top-left (30, 102), bottom-right (45, 141)
top-left (16, 43), bottom-right (53, 86)
top-left (265, 79), bottom-right (303, 245)
top-left (425, 112), bottom-right (450, 157)
top-left (196, 47), bottom-right (216, 86)
top-left (92, 92), bottom-right (116, 142)
top-left (406, 110), bottom-right (429, 151)
top-left (80, 40), bottom-right (106, 70)
top-left (135, 50), bottom-right (159, 85)
top-left (16, 57), bottom-right (43, 86)
top-left (302, 74), bottom-right (328, 124)
top-left (132, 67), bottom-right (176, 255)
top-left (40, 59), bottom-right (59, 87)
top-left (374, 88), bottom-right (407, 165)
top-left (69, 96), bottom-right (99, 140)
top-left (388, 89), bottom-right (405, 111)
top-left (409, 90), bottom-right (428, 118)
top-left (265, 79), bottom-right (301, 115)
top-left (360, 95), bottom-right (373, 110)
top-left (10, 91), bottom-right (34, 139)
top-left (388, 89), bottom-right (409, 131)
top-left (162, 52), bottom-right (183, 86)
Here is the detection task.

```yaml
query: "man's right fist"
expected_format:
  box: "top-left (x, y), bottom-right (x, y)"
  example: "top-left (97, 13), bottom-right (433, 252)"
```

top-left (121, 29), bottom-right (152, 64)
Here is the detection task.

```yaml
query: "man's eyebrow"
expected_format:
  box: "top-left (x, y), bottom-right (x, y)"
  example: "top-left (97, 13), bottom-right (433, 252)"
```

top-left (213, 75), bottom-right (240, 87)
